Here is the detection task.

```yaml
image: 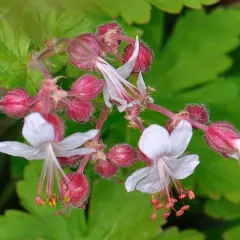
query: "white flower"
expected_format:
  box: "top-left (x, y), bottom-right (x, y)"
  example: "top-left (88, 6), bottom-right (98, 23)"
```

top-left (0, 112), bottom-right (98, 204)
top-left (125, 120), bottom-right (199, 215)
top-left (96, 37), bottom-right (141, 112)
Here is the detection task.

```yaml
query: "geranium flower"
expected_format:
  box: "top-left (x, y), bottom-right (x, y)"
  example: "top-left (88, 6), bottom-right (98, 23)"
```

top-left (125, 120), bottom-right (199, 218)
top-left (0, 112), bottom-right (98, 206)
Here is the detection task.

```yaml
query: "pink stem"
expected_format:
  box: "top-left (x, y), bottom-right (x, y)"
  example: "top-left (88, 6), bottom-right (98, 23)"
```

top-left (147, 103), bottom-right (208, 132)
top-left (77, 154), bottom-right (91, 174)
top-left (116, 35), bottom-right (136, 45)
top-left (133, 117), bottom-right (145, 132)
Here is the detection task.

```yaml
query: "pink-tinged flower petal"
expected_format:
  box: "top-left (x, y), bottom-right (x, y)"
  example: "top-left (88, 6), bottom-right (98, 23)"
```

top-left (103, 87), bottom-right (112, 108)
top-left (125, 166), bottom-right (152, 192)
top-left (136, 72), bottom-right (146, 94)
top-left (170, 154), bottom-right (199, 180)
top-left (54, 146), bottom-right (95, 157)
top-left (117, 36), bottom-right (139, 79)
top-left (0, 141), bottom-right (44, 160)
top-left (22, 113), bottom-right (55, 147)
top-left (169, 120), bottom-right (193, 157)
top-left (57, 129), bottom-right (98, 150)
top-left (139, 124), bottom-right (170, 160)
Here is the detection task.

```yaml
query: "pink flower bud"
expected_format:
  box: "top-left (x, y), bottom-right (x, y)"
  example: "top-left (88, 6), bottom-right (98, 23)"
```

top-left (71, 75), bottom-right (105, 100)
top-left (205, 122), bottom-right (240, 155)
top-left (43, 113), bottom-right (65, 142)
top-left (66, 99), bottom-right (94, 123)
top-left (97, 22), bottom-right (123, 53)
top-left (185, 104), bottom-right (209, 125)
top-left (108, 144), bottom-right (137, 167)
top-left (61, 172), bottom-right (89, 208)
top-left (58, 155), bottom-right (82, 167)
top-left (95, 160), bottom-right (118, 178)
top-left (123, 42), bottom-right (153, 73)
top-left (0, 89), bottom-right (30, 118)
top-left (68, 33), bottom-right (101, 71)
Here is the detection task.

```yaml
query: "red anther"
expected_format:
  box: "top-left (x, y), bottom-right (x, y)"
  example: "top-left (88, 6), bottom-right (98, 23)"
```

top-left (150, 211), bottom-right (157, 220)
top-left (163, 212), bottom-right (171, 219)
top-left (95, 160), bottom-right (119, 178)
top-left (176, 210), bottom-right (184, 217)
top-left (108, 144), bottom-right (138, 167)
top-left (181, 205), bottom-right (190, 211)
top-left (156, 203), bottom-right (163, 210)
top-left (178, 193), bottom-right (187, 199)
top-left (66, 99), bottom-right (94, 123)
top-left (165, 202), bottom-right (174, 209)
top-left (71, 75), bottom-right (105, 101)
top-left (123, 42), bottom-right (153, 73)
top-left (68, 33), bottom-right (101, 71)
top-left (188, 190), bottom-right (195, 200)
top-left (151, 199), bottom-right (158, 205)
top-left (170, 198), bottom-right (177, 203)
top-left (35, 196), bottom-right (45, 206)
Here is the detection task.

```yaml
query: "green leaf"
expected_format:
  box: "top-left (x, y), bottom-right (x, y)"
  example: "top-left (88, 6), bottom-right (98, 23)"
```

top-left (151, 227), bottom-right (205, 240)
top-left (148, 9), bottom-right (240, 95)
top-left (224, 226), bottom-right (240, 240)
top-left (148, 0), bottom-right (219, 13)
top-left (205, 198), bottom-right (240, 220)
top-left (0, 20), bottom-right (41, 93)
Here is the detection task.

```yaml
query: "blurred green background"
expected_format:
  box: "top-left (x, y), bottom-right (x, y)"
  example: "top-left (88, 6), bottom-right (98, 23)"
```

top-left (0, 0), bottom-right (240, 239)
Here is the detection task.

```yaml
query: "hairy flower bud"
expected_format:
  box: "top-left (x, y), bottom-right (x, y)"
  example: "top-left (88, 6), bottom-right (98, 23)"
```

top-left (185, 104), bottom-right (209, 125)
top-left (108, 144), bottom-right (137, 167)
top-left (66, 99), bottom-right (94, 123)
top-left (71, 75), bottom-right (105, 100)
top-left (58, 155), bottom-right (82, 167)
top-left (61, 172), bottom-right (89, 208)
top-left (68, 33), bottom-right (101, 71)
top-left (97, 22), bottom-right (123, 53)
top-left (0, 89), bottom-right (30, 118)
top-left (95, 160), bottom-right (118, 178)
top-left (205, 122), bottom-right (240, 155)
top-left (43, 113), bottom-right (65, 142)
top-left (123, 42), bottom-right (153, 73)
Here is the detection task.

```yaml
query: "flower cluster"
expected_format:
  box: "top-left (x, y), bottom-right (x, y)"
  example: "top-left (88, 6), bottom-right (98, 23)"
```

top-left (0, 22), bottom-right (239, 220)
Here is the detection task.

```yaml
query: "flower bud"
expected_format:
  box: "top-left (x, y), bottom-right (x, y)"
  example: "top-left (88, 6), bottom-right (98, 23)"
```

top-left (205, 122), bottom-right (240, 155)
top-left (58, 155), bottom-right (82, 167)
top-left (97, 22), bottom-right (123, 53)
top-left (66, 99), bottom-right (94, 123)
top-left (0, 89), bottom-right (30, 118)
top-left (108, 144), bottom-right (137, 167)
top-left (43, 113), bottom-right (65, 142)
top-left (185, 104), bottom-right (209, 125)
top-left (61, 172), bottom-right (89, 208)
top-left (71, 75), bottom-right (105, 100)
top-left (123, 42), bottom-right (153, 73)
top-left (95, 160), bottom-right (118, 178)
top-left (68, 33), bottom-right (101, 71)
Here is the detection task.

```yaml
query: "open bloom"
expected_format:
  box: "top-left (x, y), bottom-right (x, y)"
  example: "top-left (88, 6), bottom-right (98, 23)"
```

top-left (125, 120), bottom-right (199, 218)
top-left (0, 112), bottom-right (98, 205)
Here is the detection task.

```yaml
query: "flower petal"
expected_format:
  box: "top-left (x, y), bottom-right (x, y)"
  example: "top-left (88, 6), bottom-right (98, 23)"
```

top-left (169, 120), bottom-right (193, 157)
top-left (139, 124), bottom-right (170, 160)
top-left (125, 166), bottom-right (152, 192)
top-left (54, 146), bottom-right (95, 157)
top-left (0, 141), bottom-right (44, 160)
top-left (170, 154), bottom-right (200, 179)
top-left (136, 72), bottom-right (146, 94)
top-left (57, 129), bottom-right (98, 150)
top-left (22, 113), bottom-right (55, 147)
top-left (103, 87), bottom-right (112, 108)
top-left (117, 36), bottom-right (139, 79)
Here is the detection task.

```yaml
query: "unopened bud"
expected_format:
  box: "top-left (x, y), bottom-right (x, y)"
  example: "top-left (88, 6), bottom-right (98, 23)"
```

top-left (61, 172), bottom-right (89, 208)
top-left (181, 205), bottom-right (190, 211)
top-left (188, 190), bottom-right (195, 200)
top-left (108, 144), bottom-right (137, 167)
top-left (95, 160), bottom-right (118, 178)
top-left (58, 155), bottom-right (82, 167)
top-left (123, 42), bottom-right (153, 73)
top-left (66, 99), bottom-right (94, 123)
top-left (43, 113), bottom-right (65, 142)
top-left (185, 104), bottom-right (209, 125)
top-left (0, 89), bottom-right (30, 118)
top-left (176, 210), bottom-right (184, 217)
top-left (68, 33), bottom-right (101, 71)
top-left (71, 75), bottom-right (105, 100)
top-left (204, 122), bottom-right (240, 155)
top-left (163, 212), bottom-right (171, 219)
top-left (97, 22), bottom-right (123, 53)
